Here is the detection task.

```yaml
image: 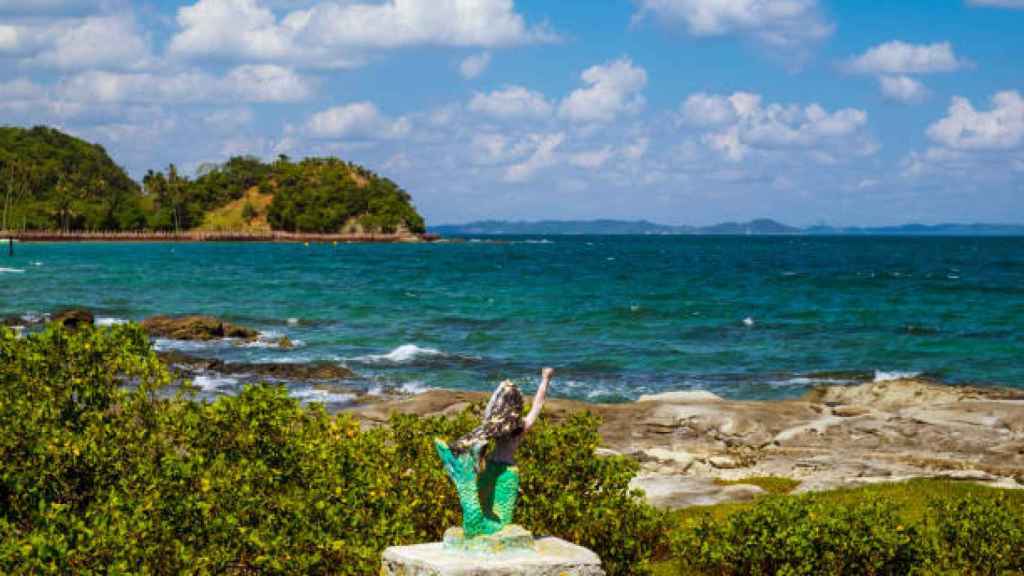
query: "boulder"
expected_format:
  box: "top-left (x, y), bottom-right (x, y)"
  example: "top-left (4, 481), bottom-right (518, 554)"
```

top-left (638, 390), bottom-right (723, 403)
top-left (141, 315), bottom-right (258, 341)
top-left (51, 308), bottom-right (94, 329)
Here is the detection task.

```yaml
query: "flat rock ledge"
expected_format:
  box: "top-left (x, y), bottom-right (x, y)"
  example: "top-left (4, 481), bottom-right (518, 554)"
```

top-left (354, 378), bottom-right (1024, 509)
top-left (382, 537), bottom-right (604, 576)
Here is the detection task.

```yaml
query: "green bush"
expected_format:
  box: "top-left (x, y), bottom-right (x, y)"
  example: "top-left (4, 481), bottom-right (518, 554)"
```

top-left (930, 493), bottom-right (1024, 575)
top-left (673, 495), bottom-right (925, 576)
top-left (0, 324), bottom-right (662, 575)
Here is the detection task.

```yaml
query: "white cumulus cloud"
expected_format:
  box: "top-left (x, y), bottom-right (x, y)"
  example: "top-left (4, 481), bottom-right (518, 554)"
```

top-left (844, 41), bottom-right (966, 105)
top-left (2, 14), bottom-right (153, 70)
top-left (504, 132), bottom-right (564, 182)
top-left (926, 91), bottom-right (1024, 151)
top-left (845, 41), bottom-right (968, 75)
top-left (559, 57), bottom-right (647, 123)
top-left (569, 146), bottom-right (613, 169)
top-left (469, 85), bottom-right (553, 119)
top-left (56, 65), bottom-right (314, 104)
top-left (459, 51), bottom-right (491, 79)
top-left (170, 0), bottom-right (556, 67)
top-left (878, 75), bottom-right (928, 103)
top-left (225, 64), bottom-right (315, 102)
top-left (682, 91), bottom-right (870, 161)
top-left (305, 102), bottom-right (411, 139)
top-left (634, 0), bottom-right (832, 48)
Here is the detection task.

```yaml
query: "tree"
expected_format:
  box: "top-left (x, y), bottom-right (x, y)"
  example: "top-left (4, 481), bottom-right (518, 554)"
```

top-left (53, 176), bottom-right (77, 233)
top-left (166, 164), bottom-right (186, 234)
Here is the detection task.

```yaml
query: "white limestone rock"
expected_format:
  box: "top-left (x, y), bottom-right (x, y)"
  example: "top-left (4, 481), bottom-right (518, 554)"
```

top-left (381, 537), bottom-right (605, 576)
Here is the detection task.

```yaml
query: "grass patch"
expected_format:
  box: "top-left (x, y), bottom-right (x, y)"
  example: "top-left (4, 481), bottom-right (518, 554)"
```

top-left (196, 187), bottom-right (273, 232)
top-left (712, 475), bottom-right (800, 495)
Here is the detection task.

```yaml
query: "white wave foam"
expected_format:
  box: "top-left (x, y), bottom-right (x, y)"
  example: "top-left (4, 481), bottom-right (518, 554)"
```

top-left (743, 317), bottom-right (755, 327)
top-left (20, 312), bottom-right (44, 323)
top-left (355, 344), bottom-right (445, 365)
top-left (769, 376), bottom-right (858, 388)
top-left (192, 374), bottom-right (238, 392)
top-left (400, 380), bottom-right (432, 394)
top-left (31, 261), bottom-right (42, 267)
top-left (873, 370), bottom-right (922, 383)
top-left (238, 331), bottom-right (304, 349)
top-left (286, 317), bottom-right (300, 326)
top-left (291, 388), bottom-right (355, 405)
top-left (0, 268), bottom-right (25, 273)
top-left (522, 239), bottom-right (554, 244)
top-left (95, 317), bottom-right (128, 327)
top-left (153, 338), bottom-right (220, 352)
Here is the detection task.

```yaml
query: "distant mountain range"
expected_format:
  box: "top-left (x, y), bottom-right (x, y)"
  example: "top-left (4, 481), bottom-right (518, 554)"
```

top-left (431, 219), bottom-right (1024, 236)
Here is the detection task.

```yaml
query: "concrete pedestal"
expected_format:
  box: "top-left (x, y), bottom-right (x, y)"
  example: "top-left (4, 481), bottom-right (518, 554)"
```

top-left (381, 536), bottom-right (605, 576)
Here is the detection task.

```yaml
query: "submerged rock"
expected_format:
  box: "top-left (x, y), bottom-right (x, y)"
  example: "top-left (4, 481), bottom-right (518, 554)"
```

top-left (141, 315), bottom-right (259, 341)
top-left (157, 351), bottom-right (355, 381)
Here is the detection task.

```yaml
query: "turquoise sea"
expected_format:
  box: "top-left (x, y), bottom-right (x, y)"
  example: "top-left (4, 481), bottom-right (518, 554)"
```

top-left (2, 236), bottom-right (1022, 406)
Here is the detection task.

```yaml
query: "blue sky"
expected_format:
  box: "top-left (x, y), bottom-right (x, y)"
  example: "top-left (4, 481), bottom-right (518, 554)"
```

top-left (1, 0), bottom-right (1022, 226)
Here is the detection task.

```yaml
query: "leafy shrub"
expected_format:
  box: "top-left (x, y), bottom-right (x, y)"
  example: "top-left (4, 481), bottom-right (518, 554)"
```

top-left (518, 412), bottom-right (669, 576)
top-left (673, 494), bottom-right (924, 576)
top-left (929, 493), bottom-right (1024, 575)
top-left (0, 324), bottom-right (661, 575)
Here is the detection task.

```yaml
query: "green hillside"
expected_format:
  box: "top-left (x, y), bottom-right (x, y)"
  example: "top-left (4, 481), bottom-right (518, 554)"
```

top-left (1, 126), bottom-right (426, 235)
top-left (0, 126), bottom-right (145, 231)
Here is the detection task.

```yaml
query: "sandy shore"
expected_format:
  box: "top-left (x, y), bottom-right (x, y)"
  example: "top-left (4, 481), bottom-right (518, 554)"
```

top-left (352, 378), bottom-right (1024, 508)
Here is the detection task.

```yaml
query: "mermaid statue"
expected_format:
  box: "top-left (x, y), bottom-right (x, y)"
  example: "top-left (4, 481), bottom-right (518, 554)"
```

top-left (434, 367), bottom-right (553, 544)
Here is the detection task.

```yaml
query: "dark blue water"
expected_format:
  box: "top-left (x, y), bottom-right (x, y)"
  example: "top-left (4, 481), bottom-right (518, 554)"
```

top-left (2, 236), bottom-right (1022, 405)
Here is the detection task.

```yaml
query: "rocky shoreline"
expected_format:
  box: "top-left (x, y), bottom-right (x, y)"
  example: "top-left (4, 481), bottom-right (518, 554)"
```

top-left (352, 379), bottom-right (1024, 509)
top-left (6, 309), bottom-right (1023, 509)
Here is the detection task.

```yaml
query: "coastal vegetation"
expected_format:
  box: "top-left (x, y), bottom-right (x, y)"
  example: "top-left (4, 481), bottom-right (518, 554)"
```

top-left (0, 323), bottom-right (659, 575)
top-left (657, 479), bottom-right (1024, 575)
top-left (0, 126), bottom-right (425, 235)
top-left (1, 322), bottom-right (1022, 575)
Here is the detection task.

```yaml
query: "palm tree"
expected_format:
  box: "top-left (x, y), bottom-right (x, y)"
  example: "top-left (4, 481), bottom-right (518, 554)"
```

top-left (167, 164), bottom-right (185, 234)
top-left (53, 176), bottom-right (76, 233)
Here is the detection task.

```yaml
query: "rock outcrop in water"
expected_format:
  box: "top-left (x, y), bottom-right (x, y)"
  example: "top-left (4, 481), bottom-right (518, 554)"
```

top-left (158, 351), bottom-right (356, 382)
top-left (353, 378), bottom-right (1024, 509)
top-left (141, 315), bottom-right (259, 341)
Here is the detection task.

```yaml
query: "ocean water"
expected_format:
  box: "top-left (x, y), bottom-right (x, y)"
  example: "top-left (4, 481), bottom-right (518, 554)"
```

top-left (2, 236), bottom-right (1022, 406)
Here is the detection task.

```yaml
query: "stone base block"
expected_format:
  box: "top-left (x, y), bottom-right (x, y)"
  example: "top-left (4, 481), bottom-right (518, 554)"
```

top-left (442, 525), bottom-right (535, 554)
top-left (381, 536), bottom-right (605, 576)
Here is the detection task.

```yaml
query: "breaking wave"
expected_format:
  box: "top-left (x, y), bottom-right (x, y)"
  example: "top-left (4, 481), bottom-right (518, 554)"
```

top-left (873, 370), bottom-right (922, 383)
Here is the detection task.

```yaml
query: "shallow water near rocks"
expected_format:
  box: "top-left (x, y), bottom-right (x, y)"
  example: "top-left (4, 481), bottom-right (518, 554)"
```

top-left (2, 236), bottom-right (1022, 406)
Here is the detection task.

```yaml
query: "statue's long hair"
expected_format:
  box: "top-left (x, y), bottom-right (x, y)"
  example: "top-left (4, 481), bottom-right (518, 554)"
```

top-left (452, 380), bottom-right (524, 455)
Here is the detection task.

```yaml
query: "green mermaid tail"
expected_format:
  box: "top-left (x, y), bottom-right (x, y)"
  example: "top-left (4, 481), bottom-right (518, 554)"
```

top-left (478, 460), bottom-right (519, 526)
top-left (434, 439), bottom-right (503, 537)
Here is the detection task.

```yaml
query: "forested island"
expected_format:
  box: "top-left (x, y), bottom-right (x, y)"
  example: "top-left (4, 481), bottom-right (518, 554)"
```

top-left (0, 125), bottom-right (426, 237)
